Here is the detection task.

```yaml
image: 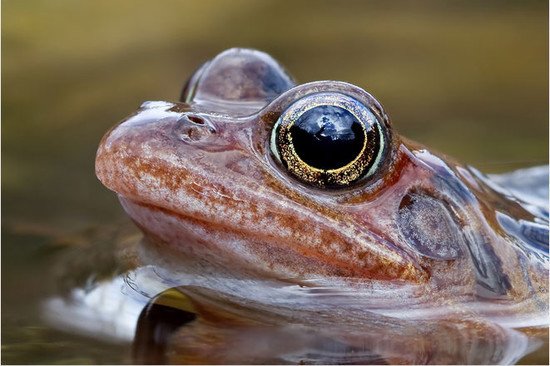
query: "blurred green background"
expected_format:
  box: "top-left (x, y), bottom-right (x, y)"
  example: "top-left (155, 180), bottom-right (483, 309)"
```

top-left (2, 0), bottom-right (548, 363)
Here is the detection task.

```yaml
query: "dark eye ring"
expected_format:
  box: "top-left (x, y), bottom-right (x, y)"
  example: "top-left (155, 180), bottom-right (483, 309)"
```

top-left (270, 92), bottom-right (387, 188)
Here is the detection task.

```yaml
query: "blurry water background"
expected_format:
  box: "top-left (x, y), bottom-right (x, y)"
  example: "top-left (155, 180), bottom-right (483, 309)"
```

top-left (2, 0), bottom-right (548, 363)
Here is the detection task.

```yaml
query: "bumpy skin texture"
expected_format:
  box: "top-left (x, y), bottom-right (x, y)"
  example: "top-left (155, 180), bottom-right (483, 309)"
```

top-left (95, 48), bottom-right (548, 329)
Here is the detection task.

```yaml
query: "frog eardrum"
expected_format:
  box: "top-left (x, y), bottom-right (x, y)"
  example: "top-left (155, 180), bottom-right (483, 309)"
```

top-left (271, 92), bottom-right (387, 188)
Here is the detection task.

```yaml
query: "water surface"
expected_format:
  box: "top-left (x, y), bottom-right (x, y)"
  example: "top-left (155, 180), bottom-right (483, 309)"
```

top-left (2, 1), bottom-right (548, 363)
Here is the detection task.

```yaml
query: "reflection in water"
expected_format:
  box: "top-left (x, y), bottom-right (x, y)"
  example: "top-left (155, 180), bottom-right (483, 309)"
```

top-left (44, 261), bottom-right (547, 365)
top-left (133, 289), bottom-right (197, 364)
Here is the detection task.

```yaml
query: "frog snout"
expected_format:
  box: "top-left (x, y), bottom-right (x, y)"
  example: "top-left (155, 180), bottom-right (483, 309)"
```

top-left (177, 113), bottom-right (216, 143)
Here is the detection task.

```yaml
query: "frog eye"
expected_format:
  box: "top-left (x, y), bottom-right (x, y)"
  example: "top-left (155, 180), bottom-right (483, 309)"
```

top-left (270, 92), bottom-right (387, 188)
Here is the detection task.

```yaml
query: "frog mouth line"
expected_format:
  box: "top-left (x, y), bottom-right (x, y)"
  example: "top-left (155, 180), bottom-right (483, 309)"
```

top-left (117, 196), bottom-right (427, 282)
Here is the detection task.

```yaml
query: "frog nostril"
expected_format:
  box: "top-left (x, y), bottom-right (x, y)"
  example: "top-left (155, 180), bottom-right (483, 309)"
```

top-left (179, 113), bottom-right (208, 126)
top-left (177, 114), bottom-right (216, 143)
top-left (187, 115), bottom-right (205, 125)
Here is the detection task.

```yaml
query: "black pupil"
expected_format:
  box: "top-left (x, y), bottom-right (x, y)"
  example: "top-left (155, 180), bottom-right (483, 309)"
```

top-left (290, 105), bottom-right (365, 170)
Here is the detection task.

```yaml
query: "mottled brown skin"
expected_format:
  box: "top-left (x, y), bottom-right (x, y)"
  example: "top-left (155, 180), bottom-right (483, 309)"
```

top-left (93, 48), bottom-right (550, 364)
top-left (96, 48), bottom-right (547, 327)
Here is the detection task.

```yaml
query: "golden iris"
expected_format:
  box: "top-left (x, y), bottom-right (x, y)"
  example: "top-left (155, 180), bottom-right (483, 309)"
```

top-left (271, 92), bottom-right (385, 188)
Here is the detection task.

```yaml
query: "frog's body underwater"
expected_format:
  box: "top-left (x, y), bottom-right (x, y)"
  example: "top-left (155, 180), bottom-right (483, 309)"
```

top-left (49, 48), bottom-right (549, 364)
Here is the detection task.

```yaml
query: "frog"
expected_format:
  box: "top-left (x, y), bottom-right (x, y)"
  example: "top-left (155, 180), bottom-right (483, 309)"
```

top-left (92, 48), bottom-right (549, 364)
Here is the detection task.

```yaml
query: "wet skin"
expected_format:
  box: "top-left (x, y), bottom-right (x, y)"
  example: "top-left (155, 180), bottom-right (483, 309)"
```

top-left (95, 48), bottom-right (548, 363)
